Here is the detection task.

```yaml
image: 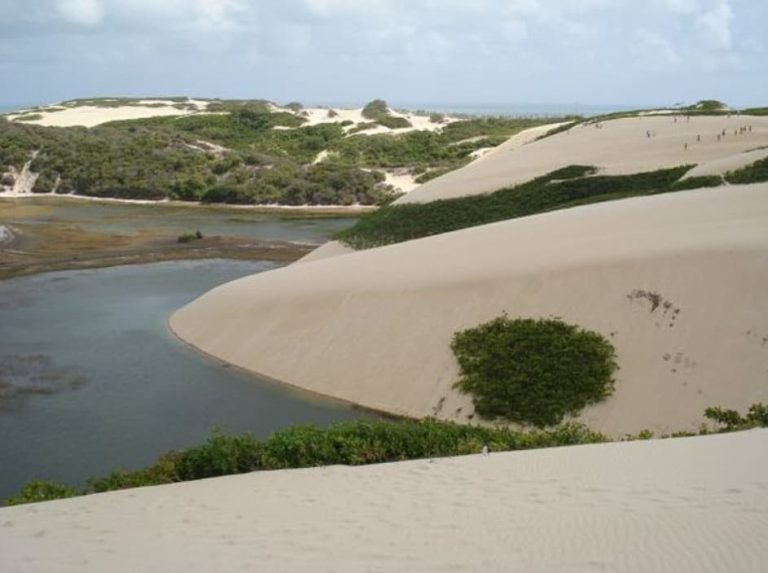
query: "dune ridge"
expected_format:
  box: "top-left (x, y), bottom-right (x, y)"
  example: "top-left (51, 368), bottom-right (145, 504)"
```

top-left (398, 114), bottom-right (768, 204)
top-left (2, 429), bottom-right (767, 572)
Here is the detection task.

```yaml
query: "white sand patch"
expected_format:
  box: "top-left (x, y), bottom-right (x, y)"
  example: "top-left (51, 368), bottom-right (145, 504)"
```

top-left (11, 105), bottom-right (202, 128)
top-left (269, 105), bottom-right (460, 136)
top-left (382, 169), bottom-right (419, 193)
top-left (398, 115), bottom-right (768, 204)
top-left (1, 430), bottom-right (767, 572)
top-left (469, 146), bottom-right (495, 160)
top-left (171, 184), bottom-right (768, 436)
top-left (0, 225), bottom-right (13, 244)
top-left (312, 149), bottom-right (331, 164)
top-left (1, 152), bottom-right (40, 196)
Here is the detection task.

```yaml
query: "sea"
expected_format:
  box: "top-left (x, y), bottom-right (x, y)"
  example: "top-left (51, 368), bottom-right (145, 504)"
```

top-left (0, 100), bottom-right (655, 118)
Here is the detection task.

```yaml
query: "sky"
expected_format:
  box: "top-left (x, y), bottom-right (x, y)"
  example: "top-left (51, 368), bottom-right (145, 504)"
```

top-left (0, 0), bottom-right (766, 109)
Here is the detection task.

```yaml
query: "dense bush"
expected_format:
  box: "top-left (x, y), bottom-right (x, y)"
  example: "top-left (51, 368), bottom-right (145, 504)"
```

top-left (1, 100), bottom-right (569, 205)
top-left (451, 317), bottom-right (618, 426)
top-left (337, 165), bottom-right (699, 249)
top-left (724, 156), bottom-right (768, 184)
top-left (5, 481), bottom-right (79, 506)
top-left (7, 402), bottom-right (768, 506)
top-left (4, 419), bottom-right (607, 505)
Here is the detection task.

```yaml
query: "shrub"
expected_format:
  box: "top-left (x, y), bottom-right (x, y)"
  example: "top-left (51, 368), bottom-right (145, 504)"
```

top-left (175, 432), bottom-right (262, 480)
top-left (4, 480), bottom-right (79, 506)
top-left (362, 99), bottom-right (390, 120)
top-left (704, 403), bottom-right (768, 431)
top-left (177, 230), bottom-right (203, 243)
top-left (451, 316), bottom-right (618, 426)
top-left (724, 156), bottom-right (768, 185)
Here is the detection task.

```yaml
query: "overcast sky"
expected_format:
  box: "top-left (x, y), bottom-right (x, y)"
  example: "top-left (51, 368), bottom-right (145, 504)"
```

top-left (1, 0), bottom-right (765, 109)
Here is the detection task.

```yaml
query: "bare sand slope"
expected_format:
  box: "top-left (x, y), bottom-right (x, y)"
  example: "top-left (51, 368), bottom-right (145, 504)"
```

top-left (172, 184), bottom-right (768, 436)
top-left (2, 429), bottom-right (767, 573)
top-left (9, 105), bottom-right (202, 128)
top-left (398, 115), bottom-right (768, 204)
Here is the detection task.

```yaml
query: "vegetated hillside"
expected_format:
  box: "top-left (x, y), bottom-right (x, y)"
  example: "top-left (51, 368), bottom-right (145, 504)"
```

top-left (336, 163), bottom-right (736, 249)
top-left (0, 99), bottom-right (560, 205)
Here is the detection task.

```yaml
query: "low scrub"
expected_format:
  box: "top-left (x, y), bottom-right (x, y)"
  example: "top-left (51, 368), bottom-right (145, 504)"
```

top-left (6, 403), bottom-right (768, 506)
top-left (452, 316), bottom-right (618, 426)
top-left (724, 156), bottom-right (768, 185)
top-left (704, 403), bottom-right (768, 431)
top-left (336, 164), bottom-right (705, 249)
top-left (4, 420), bottom-right (607, 506)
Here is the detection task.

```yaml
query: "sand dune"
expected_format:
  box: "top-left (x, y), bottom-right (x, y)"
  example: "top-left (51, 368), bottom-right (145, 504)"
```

top-left (172, 184), bottom-right (768, 436)
top-left (7, 103), bottom-right (205, 128)
top-left (2, 429), bottom-right (766, 572)
top-left (398, 114), bottom-right (768, 204)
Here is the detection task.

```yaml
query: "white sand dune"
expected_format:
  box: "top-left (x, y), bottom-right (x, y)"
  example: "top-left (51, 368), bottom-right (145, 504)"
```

top-left (398, 115), bottom-right (768, 204)
top-left (2, 429), bottom-right (767, 572)
top-left (8, 103), bottom-right (204, 128)
top-left (271, 104), bottom-right (458, 135)
top-left (172, 184), bottom-right (768, 436)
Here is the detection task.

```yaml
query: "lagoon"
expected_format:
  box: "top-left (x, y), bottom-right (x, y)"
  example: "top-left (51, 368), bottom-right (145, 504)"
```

top-left (0, 259), bottom-right (369, 501)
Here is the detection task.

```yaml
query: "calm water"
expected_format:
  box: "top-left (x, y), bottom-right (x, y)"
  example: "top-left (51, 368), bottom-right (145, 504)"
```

top-left (0, 260), bottom-right (371, 501)
top-left (4, 197), bottom-right (357, 244)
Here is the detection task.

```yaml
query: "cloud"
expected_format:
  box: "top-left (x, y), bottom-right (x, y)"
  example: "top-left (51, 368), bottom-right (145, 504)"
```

top-left (660, 0), bottom-right (700, 14)
top-left (55, 0), bottom-right (103, 27)
top-left (695, 0), bottom-right (734, 50)
top-left (634, 29), bottom-right (682, 65)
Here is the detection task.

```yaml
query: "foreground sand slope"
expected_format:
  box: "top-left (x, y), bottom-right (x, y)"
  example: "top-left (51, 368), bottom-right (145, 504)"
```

top-left (2, 430), bottom-right (766, 572)
top-left (172, 184), bottom-right (768, 435)
top-left (398, 114), bottom-right (768, 204)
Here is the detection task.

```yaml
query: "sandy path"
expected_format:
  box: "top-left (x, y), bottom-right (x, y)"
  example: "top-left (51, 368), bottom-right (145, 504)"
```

top-left (171, 184), bottom-right (768, 435)
top-left (2, 429), bottom-right (766, 572)
top-left (399, 115), bottom-right (768, 204)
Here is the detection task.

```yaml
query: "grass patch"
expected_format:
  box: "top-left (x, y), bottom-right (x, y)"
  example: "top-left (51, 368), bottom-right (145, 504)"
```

top-left (452, 316), bottom-right (618, 426)
top-left (336, 164), bottom-right (705, 249)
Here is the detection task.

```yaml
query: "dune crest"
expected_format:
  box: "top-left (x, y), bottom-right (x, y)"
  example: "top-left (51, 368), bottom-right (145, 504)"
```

top-left (3, 430), bottom-right (767, 572)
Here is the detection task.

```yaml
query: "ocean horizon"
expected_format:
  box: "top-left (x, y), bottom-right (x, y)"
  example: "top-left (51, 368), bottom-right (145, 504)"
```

top-left (0, 100), bottom-right (661, 118)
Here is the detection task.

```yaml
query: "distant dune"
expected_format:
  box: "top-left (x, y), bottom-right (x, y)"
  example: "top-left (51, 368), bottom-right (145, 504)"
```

top-left (398, 114), bottom-right (768, 204)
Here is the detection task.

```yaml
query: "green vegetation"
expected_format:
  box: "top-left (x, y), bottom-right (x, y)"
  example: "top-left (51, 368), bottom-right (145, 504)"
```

top-left (451, 316), bottom-right (618, 426)
top-left (742, 107), bottom-right (768, 116)
top-left (704, 403), bottom-right (768, 431)
top-left (329, 117), bottom-right (549, 171)
top-left (535, 120), bottom-right (579, 140)
top-left (685, 99), bottom-right (727, 112)
top-left (7, 402), bottom-right (768, 506)
top-left (724, 156), bottom-right (768, 184)
top-left (4, 419), bottom-right (607, 505)
top-left (0, 114), bottom-right (393, 205)
top-left (13, 113), bottom-right (43, 122)
top-left (0, 100), bottom-right (557, 205)
top-left (361, 99), bottom-right (412, 129)
top-left (5, 481), bottom-right (79, 505)
top-left (337, 164), bottom-right (711, 249)
top-left (177, 230), bottom-right (204, 243)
